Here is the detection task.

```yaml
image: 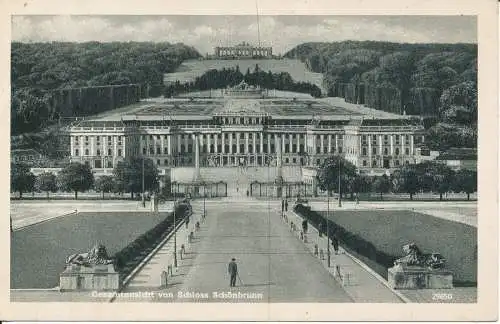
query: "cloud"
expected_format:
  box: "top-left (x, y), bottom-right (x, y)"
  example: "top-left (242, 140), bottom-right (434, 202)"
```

top-left (12, 15), bottom-right (477, 54)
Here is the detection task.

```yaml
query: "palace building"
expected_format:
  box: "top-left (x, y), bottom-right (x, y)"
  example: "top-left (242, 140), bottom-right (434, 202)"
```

top-left (69, 82), bottom-right (425, 177)
top-left (214, 42), bottom-right (273, 59)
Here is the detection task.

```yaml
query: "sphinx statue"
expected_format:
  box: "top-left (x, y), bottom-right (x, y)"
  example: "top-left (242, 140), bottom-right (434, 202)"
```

top-left (66, 244), bottom-right (114, 268)
top-left (394, 243), bottom-right (446, 270)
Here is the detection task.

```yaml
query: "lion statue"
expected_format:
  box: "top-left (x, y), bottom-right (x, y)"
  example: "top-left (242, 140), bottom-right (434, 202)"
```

top-left (394, 243), bottom-right (446, 270)
top-left (66, 244), bottom-right (114, 267)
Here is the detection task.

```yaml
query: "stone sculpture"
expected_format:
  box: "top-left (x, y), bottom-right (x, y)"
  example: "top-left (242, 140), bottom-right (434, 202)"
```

top-left (65, 244), bottom-right (114, 268)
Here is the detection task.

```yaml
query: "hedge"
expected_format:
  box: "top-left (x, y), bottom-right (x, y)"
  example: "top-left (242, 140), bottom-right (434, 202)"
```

top-left (294, 204), bottom-right (395, 277)
top-left (113, 203), bottom-right (190, 281)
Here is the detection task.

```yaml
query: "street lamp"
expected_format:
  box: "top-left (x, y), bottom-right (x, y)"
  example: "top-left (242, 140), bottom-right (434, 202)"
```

top-left (142, 157), bottom-right (146, 208)
top-left (173, 198), bottom-right (177, 267)
top-left (338, 155), bottom-right (342, 208)
top-left (327, 190), bottom-right (331, 267)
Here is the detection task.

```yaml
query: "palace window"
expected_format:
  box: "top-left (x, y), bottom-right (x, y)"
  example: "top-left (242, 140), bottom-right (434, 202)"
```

top-left (217, 134), bottom-right (221, 139)
top-left (217, 145), bottom-right (222, 152)
top-left (263, 145), bottom-right (268, 153)
top-left (85, 149), bottom-right (89, 155)
top-left (395, 135), bottom-right (400, 145)
top-left (249, 144), bottom-right (253, 152)
top-left (150, 148), bottom-right (154, 155)
top-left (285, 158), bottom-right (289, 163)
top-left (96, 149), bottom-right (101, 156)
top-left (372, 136), bottom-right (377, 145)
top-left (164, 159), bottom-right (168, 166)
top-left (143, 148), bottom-right (147, 155)
top-left (395, 148), bottom-right (400, 155)
top-left (157, 147), bottom-right (161, 154)
top-left (270, 145), bottom-right (275, 153)
top-left (157, 159), bottom-right (160, 166)
top-left (405, 148), bottom-right (410, 155)
top-left (157, 135), bottom-right (160, 140)
top-left (362, 135), bottom-right (367, 145)
top-left (316, 147), bottom-right (321, 154)
top-left (249, 133), bottom-right (253, 139)
top-left (323, 147), bottom-right (328, 154)
top-left (338, 147), bottom-right (343, 154)
top-left (362, 148), bottom-right (367, 156)
top-left (384, 135), bottom-right (389, 145)
top-left (149, 135), bottom-right (153, 140)
top-left (372, 147), bottom-right (377, 155)
top-left (292, 144), bottom-right (297, 153)
top-left (240, 117), bottom-right (244, 124)
top-left (299, 144), bottom-right (304, 153)
top-left (225, 145), bottom-right (229, 152)
top-left (142, 135), bottom-right (145, 140)
top-left (240, 133), bottom-right (244, 139)
top-left (180, 145), bottom-right (185, 153)
top-left (210, 144), bottom-right (214, 152)
top-left (118, 149), bottom-right (122, 157)
top-left (187, 145), bottom-right (192, 153)
top-left (372, 160), bottom-right (377, 167)
top-left (363, 160), bottom-right (367, 167)
top-left (75, 149), bottom-right (79, 156)
top-left (164, 135), bottom-right (168, 139)
top-left (85, 136), bottom-right (89, 142)
top-left (405, 136), bottom-right (410, 145)
top-left (316, 159), bottom-right (321, 165)
top-left (232, 144), bottom-right (237, 152)
top-left (395, 160), bottom-right (400, 166)
top-left (240, 144), bottom-right (245, 153)
top-left (232, 133), bottom-right (236, 139)
top-left (164, 147), bottom-right (168, 154)
top-left (384, 148), bottom-right (388, 156)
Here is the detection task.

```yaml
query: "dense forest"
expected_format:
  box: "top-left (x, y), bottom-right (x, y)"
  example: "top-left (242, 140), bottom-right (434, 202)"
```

top-left (164, 65), bottom-right (322, 97)
top-left (284, 41), bottom-right (478, 150)
top-left (11, 42), bottom-right (201, 134)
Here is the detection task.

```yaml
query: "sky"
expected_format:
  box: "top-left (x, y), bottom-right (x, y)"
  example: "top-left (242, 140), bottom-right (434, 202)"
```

top-left (12, 15), bottom-right (477, 55)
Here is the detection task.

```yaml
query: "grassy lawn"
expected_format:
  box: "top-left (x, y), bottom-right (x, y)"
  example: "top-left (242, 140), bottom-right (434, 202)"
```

top-left (11, 211), bottom-right (169, 289)
top-left (319, 210), bottom-right (477, 285)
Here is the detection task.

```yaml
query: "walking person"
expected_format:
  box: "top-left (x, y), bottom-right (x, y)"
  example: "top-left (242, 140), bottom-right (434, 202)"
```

top-left (281, 199), bottom-right (284, 213)
top-left (284, 199), bottom-right (288, 212)
top-left (318, 222), bottom-right (323, 237)
top-left (228, 258), bottom-right (238, 287)
top-left (185, 215), bottom-right (190, 229)
top-left (302, 219), bottom-right (308, 234)
top-left (332, 233), bottom-right (339, 255)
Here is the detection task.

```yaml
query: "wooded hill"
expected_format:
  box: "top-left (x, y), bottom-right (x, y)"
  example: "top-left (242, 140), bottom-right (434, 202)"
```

top-left (11, 42), bottom-right (201, 134)
top-left (284, 41), bottom-right (477, 150)
top-left (284, 41), bottom-right (477, 120)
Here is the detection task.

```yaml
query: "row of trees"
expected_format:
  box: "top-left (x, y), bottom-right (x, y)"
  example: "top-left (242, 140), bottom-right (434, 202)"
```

top-left (164, 64), bottom-right (322, 98)
top-left (285, 41), bottom-right (477, 151)
top-left (316, 155), bottom-right (477, 201)
top-left (11, 157), bottom-right (163, 199)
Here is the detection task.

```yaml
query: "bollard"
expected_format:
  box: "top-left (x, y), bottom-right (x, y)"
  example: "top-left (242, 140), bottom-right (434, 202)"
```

top-left (161, 270), bottom-right (168, 287)
top-left (167, 265), bottom-right (173, 276)
top-left (300, 231), bottom-right (304, 240)
top-left (314, 244), bottom-right (318, 256)
top-left (319, 249), bottom-right (324, 260)
top-left (181, 244), bottom-right (186, 256)
top-left (189, 231), bottom-right (194, 243)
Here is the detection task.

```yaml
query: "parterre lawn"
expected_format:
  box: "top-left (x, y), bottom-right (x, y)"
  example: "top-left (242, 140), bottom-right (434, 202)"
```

top-left (11, 212), bottom-right (169, 289)
top-left (320, 210), bottom-right (477, 284)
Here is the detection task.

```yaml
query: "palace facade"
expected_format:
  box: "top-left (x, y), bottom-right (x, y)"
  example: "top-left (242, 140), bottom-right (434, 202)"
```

top-left (69, 84), bottom-right (425, 175)
top-left (214, 42), bottom-right (273, 59)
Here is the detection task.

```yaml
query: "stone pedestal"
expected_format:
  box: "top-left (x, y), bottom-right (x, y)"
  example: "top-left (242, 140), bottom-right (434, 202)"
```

top-left (388, 265), bottom-right (453, 289)
top-left (59, 264), bottom-right (120, 292)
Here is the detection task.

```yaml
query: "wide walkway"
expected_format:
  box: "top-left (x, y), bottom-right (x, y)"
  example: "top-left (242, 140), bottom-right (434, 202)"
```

top-left (115, 200), bottom-right (352, 302)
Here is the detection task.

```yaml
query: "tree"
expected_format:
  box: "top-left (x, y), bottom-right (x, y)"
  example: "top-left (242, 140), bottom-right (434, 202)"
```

top-left (391, 164), bottom-right (419, 200)
top-left (316, 156), bottom-right (357, 197)
top-left (113, 157), bottom-right (159, 198)
top-left (57, 162), bottom-right (94, 199)
top-left (95, 175), bottom-right (115, 199)
top-left (372, 174), bottom-right (391, 200)
top-left (350, 174), bottom-right (372, 199)
top-left (11, 163), bottom-right (35, 198)
top-left (428, 163), bottom-right (455, 201)
top-left (35, 172), bottom-right (57, 199)
top-left (452, 169), bottom-right (477, 200)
